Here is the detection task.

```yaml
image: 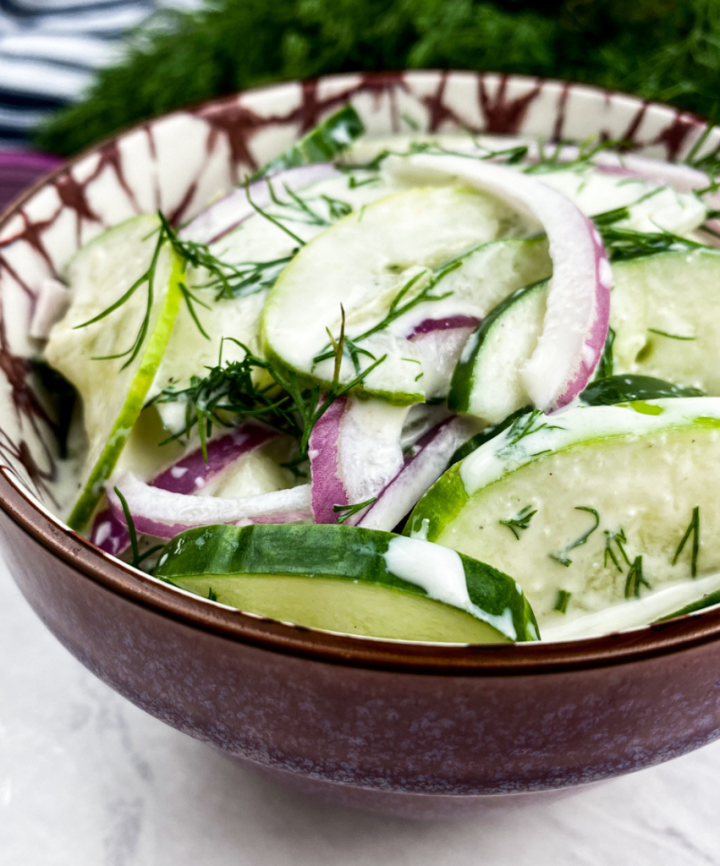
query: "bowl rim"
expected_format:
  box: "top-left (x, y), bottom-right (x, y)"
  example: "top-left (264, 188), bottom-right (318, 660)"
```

top-left (3, 70), bottom-right (720, 676)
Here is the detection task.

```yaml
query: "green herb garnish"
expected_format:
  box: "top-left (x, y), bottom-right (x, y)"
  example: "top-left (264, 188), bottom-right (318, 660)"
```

top-left (499, 504), bottom-right (537, 539)
top-left (75, 223), bottom-right (167, 369)
top-left (248, 105), bottom-right (364, 181)
top-left (595, 222), bottom-right (705, 263)
top-left (554, 590), bottom-right (572, 614)
top-left (595, 326), bottom-right (615, 380)
top-left (333, 497), bottom-right (377, 523)
top-left (604, 527), bottom-right (632, 572)
top-left (113, 487), bottom-right (164, 569)
top-left (152, 309), bottom-right (386, 464)
top-left (625, 555), bottom-right (651, 598)
top-left (648, 328), bottom-right (697, 340)
top-left (74, 209), bottom-right (295, 366)
top-left (673, 505), bottom-right (700, 577)
top-left (497, 409), bottom-right (564, 458)
top-left (549, 506), bottom-right (600, 567)
top-left (311, 241), bottom-right (484, 369)
top-left (37, 3), bottom-right (720, 163)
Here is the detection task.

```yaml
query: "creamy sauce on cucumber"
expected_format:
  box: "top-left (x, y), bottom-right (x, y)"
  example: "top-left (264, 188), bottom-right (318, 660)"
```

top-left (383, 535), bottom-right (517, 639)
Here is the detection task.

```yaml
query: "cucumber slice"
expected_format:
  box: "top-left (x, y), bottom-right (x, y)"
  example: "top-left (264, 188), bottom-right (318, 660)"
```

top-left (449, 279), bottom-right (546, 421)
top-left (250, 105), bottom-right (364, 180)
top-left (44, 215), bottom-right (183, 529)
top-left (406, 399), bottom-right (720, 628)
top-left (580, 374), bottom-right (703, 406)
top-left (155, 524), bottom-right (539, 643)
top-left (262, 186), bottom-right (539, 405)
top-left (536, 167), bottom-right (706, 234)
top-left (151, 170), bottom-right (428, 433)
top-left (611, 248), bottom-right (720, 391)
top-left (451, 248), bottom-right (720, 422)
top-left (541, 570), bottom-right (720, 640)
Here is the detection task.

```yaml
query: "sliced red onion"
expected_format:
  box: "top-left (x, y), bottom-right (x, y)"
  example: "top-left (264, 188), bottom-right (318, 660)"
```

top-left (308, 397), bottom-right (349, 524)
top-left (30, 277), bottom-right (69, 340)
top-left (593, 154), bottom-right (720, 235)
top-left (388, 154), bottom-right (611, 411)
top-left (151, 424), bottom-right (278, 495)
top-left (89, 508), bottom-right (129, 556)
top-left (357, 417), bottom-right (476, 531)
top-left (406, 315), bottom-right (480, 337)
top-left (408, 320), bottom-right (479, 400)
top-left (108, 472), bottom-right (311, 539)
top-left (309, 396), bottom-right (408, 524)
top-left (182, 164), bottom-right (340, 245)
top-left (90, 424), bottom-right (279, 554)
top-left (593, 152), bottom-right (709, 191)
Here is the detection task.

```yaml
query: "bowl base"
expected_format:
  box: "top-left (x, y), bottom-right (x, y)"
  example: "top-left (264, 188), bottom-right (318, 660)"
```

top-left (225, 753), bottom-right (601, 819)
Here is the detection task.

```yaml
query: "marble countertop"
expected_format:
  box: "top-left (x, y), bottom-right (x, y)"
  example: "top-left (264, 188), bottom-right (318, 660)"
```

top-left (2, 555), bottom-right (719, 866)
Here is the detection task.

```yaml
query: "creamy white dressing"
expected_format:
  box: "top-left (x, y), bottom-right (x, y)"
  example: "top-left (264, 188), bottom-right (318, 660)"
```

top-left (543, 570), bottom-right (720, 641)
top-left (383, 535), bottom-right (517, 639)
top-left (459, 398), bottom-right (720, 496)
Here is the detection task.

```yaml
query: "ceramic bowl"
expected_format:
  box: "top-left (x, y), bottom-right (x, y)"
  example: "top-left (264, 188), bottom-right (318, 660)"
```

top-left (2, 72), bottom-right (720, 819)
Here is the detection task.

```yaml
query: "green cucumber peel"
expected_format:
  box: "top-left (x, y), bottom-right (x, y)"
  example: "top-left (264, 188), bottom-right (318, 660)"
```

top-left (657, 588), bottom-right (720, 622)
top-left (580, 374), bottom-right (704, 406)
top-left (448, 279), bottom-right (547, 414)
top-left (155, 524), bottom-right (539, 643)
top-left (249, 106), bottom-right (365, 181)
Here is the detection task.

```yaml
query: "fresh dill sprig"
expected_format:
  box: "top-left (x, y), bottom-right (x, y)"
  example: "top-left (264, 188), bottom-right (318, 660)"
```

top-left (554, 590), bottom-right (572, 614)
top-left (244, 178), bottom-right (306, 246)
top-left (672, 505), bottom-right (700, 577)
top-left (75, 210), bottom-right (291, 366)
top-left (497, 409), bottom-right (564, 458)
top-left (113, 487), bottom-right (164, 569)
top-left (524, 136), bottom-right (630, 175)
top-left (75, 225), bottom-right (166, 369)
top-left (604, 527), bottom-right (632, 572)
top-left (311, 242), bottom-right (484, 369)
top-left (625, 555), bottom-right (651, 598)
top-left (594, 221), bottom-right (705, 263)
top-left (272, 307), bottom-right (388, 459)
top-left (648, 328), bottom-right (696, 341)
top-left (198, 255), bottom-right (295, 301)
top-left (499, 504), bottom-right (537, 540)
top-left (152, 311), bottom-right (386, 464)
top-left (549, 506), bottom-right (600, 567)
top-left (36, 1), bottom-right (720, 161)
top-left (150, 339), bottom-right (302, 461)
top-left (159, 211), bottom-right (294, 303)
top-left (333, 497), bottom-right (377, 523)
top-left (595, 326), bottom-right (615, 380)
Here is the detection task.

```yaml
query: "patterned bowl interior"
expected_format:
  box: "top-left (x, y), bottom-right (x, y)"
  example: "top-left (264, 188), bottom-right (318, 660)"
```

top-left (1, 70), bottom-right (719, 525)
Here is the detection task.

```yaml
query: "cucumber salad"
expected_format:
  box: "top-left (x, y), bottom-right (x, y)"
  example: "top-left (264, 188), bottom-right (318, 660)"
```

top-left (35, 107), bottom-right (720, 644)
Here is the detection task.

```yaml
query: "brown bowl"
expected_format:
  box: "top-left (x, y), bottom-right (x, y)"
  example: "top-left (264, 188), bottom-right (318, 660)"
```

top-left (2, 72), bottom-right (720, 819)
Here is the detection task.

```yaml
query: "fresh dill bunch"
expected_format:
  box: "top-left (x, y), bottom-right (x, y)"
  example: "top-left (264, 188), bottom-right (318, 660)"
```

top-left (152, 312), bottom-right (386, 464)
top-left (35, 0), bottom-right (720, 157)
top-left (150, 346), bottom-right (302, 460)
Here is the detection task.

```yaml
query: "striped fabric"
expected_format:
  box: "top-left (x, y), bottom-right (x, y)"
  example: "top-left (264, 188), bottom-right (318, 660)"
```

top-left (0, 0), bottom-right (199, 145)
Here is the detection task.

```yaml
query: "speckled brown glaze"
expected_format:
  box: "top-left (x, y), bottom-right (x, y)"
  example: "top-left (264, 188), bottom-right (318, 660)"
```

top-left (2, 73), bottom-right (720, 817)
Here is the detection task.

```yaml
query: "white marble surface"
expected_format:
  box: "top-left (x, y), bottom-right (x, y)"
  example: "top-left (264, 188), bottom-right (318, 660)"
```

top-left (2, 554), bottom-right (720, 866)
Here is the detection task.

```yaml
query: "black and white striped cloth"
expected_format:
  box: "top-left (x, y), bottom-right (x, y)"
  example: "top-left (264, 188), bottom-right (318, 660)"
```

top-left (0, 0), bottom-right (198, 145)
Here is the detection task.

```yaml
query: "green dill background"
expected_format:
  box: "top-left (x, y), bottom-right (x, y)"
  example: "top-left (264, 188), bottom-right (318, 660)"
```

top-left (36, 0), bottom-right (720, 156)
